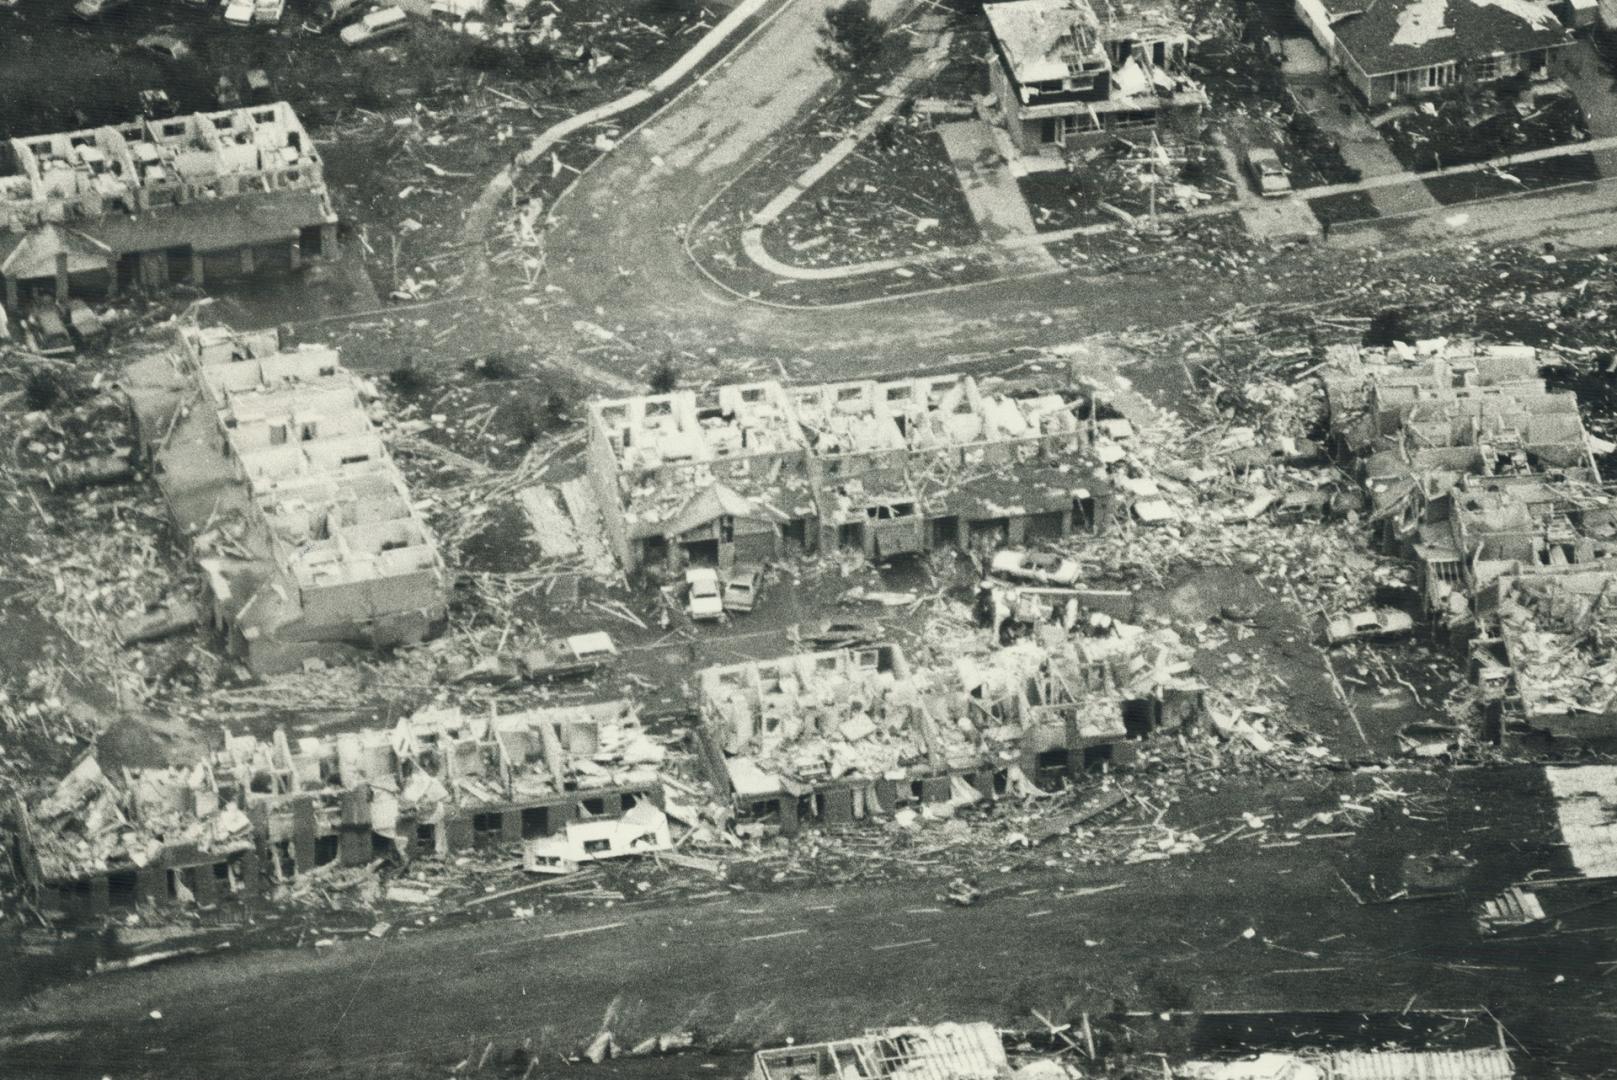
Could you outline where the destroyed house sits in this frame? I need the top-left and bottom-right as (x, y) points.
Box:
(752, 1022), (1008, 1080)
(0, 102), (337, 311)
(1323, 342), (1597, 541)
(1472, 569), (1617, 741)
(1415, 475), (1617, 619)
(586, 381), (816, 573)
(794, 373), (1097, 558)
(4, 701), (664, 919)
(694, 636), (1197, 831)
(1294, 0), (1571, 107)
(128, 325), (448, 674)
(586, 375), (1104, 573)
(984, 0), (1208, 155)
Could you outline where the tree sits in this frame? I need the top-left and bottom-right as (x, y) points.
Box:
(649, 354), (680, 394)
(818, 0), (889, 71)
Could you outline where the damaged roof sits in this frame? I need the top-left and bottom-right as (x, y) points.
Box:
(1333, 0), (1570, 76)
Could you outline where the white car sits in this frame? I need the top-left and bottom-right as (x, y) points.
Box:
(255, 0), (285, 22)
(989, 549), (1082, 587)
(686, 568), (724, 621)
(1325, 608), (1414, 645)
(224, 0), (255, 24)
(341, 6), (409, 46)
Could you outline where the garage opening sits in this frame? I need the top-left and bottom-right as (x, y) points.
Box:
(1034, 748), (1071, 790)
(1122, 699), (1157, 738)
(1083, 743), (1115, 770)
(472, 811), (504, 849)
(683, 538), (719, 566)
(931, 515), (959, 548)
(521, 806), (550, 839)
(415, 823), (438, 855)
(299, 225), (325, 257)
(315, 834), (339, 866)
(107, 869), (138, 909)
(1025, 510), (1066, 541)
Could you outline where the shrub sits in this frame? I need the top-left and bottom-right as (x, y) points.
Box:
(818, 0), (889, 71)
(388, 360), (433, 395)
(648, 355), (680, 394)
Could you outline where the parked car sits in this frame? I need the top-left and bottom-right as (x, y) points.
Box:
(72, 0), (131, 19)
(341, 6), (409, 46)
(722, 563), (763, 613)
(61, 300), (107, 348)
(27, 307), (74, 357)
(685, 567), (723, 621)
(989, 548), (1081, 587)
(135, 31), (192, 61)
(521, 631), (618, 681)
(254, 0), (285, 22)
(223, 0), (255, 25)
(1243, 146), (1292, 198)
(1325, 607), (1414, 645)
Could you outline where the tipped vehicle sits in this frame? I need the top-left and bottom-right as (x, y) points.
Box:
(1325, 607), (1414, 644)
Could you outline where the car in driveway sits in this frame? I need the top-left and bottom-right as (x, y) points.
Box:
(989, 548), (1082, 587)
(1325, 607), (1414, 644)
(341, 6), (409, 46)
(135, 31), (192, 62)
(685, 568), (723, 621)
(721, 563), (763, 613)
(1243, 146), (1292, 198)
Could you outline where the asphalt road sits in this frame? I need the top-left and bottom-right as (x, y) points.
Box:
(5, 767), (1615, 1079)
(535, 0), (1315, 374)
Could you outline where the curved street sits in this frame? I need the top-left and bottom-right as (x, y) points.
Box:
(534, 0), (1290, 375)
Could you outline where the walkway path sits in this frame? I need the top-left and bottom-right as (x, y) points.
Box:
(936, 119), (1059, 270)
